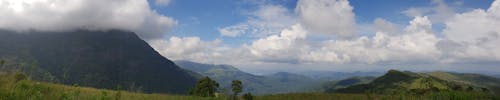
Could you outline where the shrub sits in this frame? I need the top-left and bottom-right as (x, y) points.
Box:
(242, 93), (253, 100)
(14, 72), (27, 82)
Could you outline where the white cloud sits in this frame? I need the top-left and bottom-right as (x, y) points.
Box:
(402, 0), (456, 24)
(302, 16), (440, 64)
(295, 0), (356, 38)
(150, 36), (258, 65)
(404, 16), (433, 34)
(219, 5), (296, 37)
(0, 0), (177, 40)
(218, 24), (248, 37)
(439, 0), (500, 62)
(249, 24), (308, 60)
(149, 36), (222, 60)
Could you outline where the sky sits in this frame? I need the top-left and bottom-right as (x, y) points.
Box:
(0, 0), (499, 74)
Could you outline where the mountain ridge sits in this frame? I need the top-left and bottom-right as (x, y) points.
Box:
(333, 70), (499, 95)
(0, 29), (198, 94)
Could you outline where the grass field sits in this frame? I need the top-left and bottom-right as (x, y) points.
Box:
(255, 92), (499, 100)
(1, 73), (499, 100)
(0, 73), (223, 100)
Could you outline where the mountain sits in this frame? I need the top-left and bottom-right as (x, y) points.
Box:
(0, 29), (198, 94)
(266, 72), (315, 83)
(425, 71), (500, 94)
(175, 60), (321, 95)
(322, 76), (376, 92)
(495, 74), (500, 78)
(333, 70), (496, 95)
(300, 71), (382, 81)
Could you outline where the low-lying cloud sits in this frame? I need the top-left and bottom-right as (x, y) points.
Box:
(0, 0), (176, 40)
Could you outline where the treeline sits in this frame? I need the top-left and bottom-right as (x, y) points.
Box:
(189, 76), (253, 100)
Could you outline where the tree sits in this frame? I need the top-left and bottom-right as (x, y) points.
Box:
(231, 80), (242, 100)
(466, 86), (474, 91)
(190, 77), (219, 97)
(242, 93), (253, 100)
(0, 59), (5, 69)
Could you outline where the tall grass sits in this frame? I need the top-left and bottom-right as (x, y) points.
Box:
(0, 73), (222, 100)
(255, 92), (499, 100)
(1, 73), (498, 100)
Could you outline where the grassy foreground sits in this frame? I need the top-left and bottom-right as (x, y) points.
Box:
(256, 92), (499, 100)
(0, 73), (222, 100)
(1, 73), (499, 100)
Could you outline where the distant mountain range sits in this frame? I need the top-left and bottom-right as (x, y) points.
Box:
(175, 60), (322, 95)
(333, 70), (500, 95)
(299, 71), (382, 81)
(0, 30), (198, 94)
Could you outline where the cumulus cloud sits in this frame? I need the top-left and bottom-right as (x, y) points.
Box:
(149, 36), (222, 60)
(0, 0), (176, 40)
(302, 16), (440, 64)
(150, 36), (256, 65)
(249, 24), (308, 61)
(219, 5), (296, 37)
(439, 0), (500, 62)
(295, 0), (356, 38)
(402, 0), (456, 24)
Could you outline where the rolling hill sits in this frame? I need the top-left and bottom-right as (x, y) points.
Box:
(425, 71), (500, 94)
(0, 29), (198, 94)
(300, 71), (382, 81)
(322, 76), (376, 92)
(333, 70), (498, 95)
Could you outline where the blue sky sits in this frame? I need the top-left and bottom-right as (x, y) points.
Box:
(1, 0), (498, 74)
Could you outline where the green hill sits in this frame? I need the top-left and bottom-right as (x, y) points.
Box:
(334, 70), (494, 95)
(322, 76), (375, 92)
(0, 30), (198, 94)
(425, 71), (500, 94)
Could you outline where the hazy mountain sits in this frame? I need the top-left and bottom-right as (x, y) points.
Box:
(495, 75), (500, 78)
(333, 70), (497, 94)
(322, 76), (376, 92)
(266, 72), (315, 83)
(300, 71), (382, 81)
(175, 60), (322, 95)
(0, 29), (198, 94)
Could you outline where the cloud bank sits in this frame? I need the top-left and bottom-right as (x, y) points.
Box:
(0, 0), (176, 40)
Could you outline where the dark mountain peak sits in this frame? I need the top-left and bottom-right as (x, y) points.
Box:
(0, 30), (197, 94)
